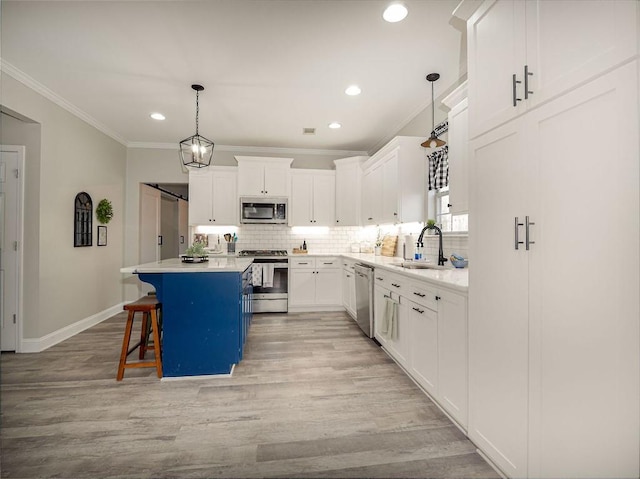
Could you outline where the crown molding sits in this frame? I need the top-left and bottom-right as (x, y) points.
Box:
(127, 141), (368, 157)
(1, 59), (128, 146)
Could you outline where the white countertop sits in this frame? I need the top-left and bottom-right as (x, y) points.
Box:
(121, 252), (467, 292)
(120, 257), (253, 274)
(297, 252), (469, 292)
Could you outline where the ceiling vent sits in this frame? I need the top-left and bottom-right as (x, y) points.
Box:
(302, 127), (316, 135)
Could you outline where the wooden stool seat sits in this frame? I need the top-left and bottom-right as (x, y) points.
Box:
(117, 296), (162, 380)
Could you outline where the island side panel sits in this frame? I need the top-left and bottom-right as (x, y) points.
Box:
(139, 271), (242, 377)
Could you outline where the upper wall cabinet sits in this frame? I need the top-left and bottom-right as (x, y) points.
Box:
(467, 0), (638, 138)
(441, 81), (469, 216)
(235, 156), (293, 198)
(334, 156), (367, 226)
(189, 167), (238, 226)
(361, 136), (425, 226)
(290, 169), (336, 226)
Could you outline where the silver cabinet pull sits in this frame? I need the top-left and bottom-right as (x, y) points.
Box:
(524, 65), (534, 100)
(512, 74), (522, 107)
(526, 216), (535, 250)
(515, 217), (524, 250)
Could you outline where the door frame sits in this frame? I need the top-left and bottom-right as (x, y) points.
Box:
(1, 145), (25, 352)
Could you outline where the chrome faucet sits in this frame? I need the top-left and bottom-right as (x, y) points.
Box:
(417, 224), (448, 266)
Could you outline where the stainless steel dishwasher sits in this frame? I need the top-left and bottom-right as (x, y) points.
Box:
(354, 263), (374, 338)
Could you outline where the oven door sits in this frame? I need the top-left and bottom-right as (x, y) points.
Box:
(251, 259), (288, 313)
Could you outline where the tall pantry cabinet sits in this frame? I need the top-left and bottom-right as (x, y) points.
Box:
(461, 1), (639, 478)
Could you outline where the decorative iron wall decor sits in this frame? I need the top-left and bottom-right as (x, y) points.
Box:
(74, 192), (93, 247)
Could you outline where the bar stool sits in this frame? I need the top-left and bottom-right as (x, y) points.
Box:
(117, 296), (162, 380)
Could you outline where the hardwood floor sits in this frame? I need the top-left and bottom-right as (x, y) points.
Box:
(1, 311), (498, 478)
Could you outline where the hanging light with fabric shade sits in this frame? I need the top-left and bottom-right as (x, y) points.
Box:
(421, 73), (446, 149)
(179, 84), (214, 168)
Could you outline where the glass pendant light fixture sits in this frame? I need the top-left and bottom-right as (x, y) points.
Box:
(421, 73), (446, 149)
(179, 84), (214, 168)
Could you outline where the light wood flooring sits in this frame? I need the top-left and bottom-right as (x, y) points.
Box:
(1, 311), (498, 478)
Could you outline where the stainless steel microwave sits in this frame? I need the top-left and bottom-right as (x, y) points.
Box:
(240, 197), (288, 224)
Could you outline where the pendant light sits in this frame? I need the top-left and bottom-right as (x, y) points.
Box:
(179, 84), (214, 168)
(421, 73), (446, 149)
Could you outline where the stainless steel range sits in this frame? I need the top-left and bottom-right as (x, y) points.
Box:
(239, 250), (289, 313)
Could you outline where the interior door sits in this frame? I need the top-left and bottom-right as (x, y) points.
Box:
(0, 147), (22, 351)
(139, 184), (161, 295)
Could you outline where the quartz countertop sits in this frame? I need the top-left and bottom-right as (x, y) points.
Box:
(120, 257), (253, 274)
(299, 252), (469, 292)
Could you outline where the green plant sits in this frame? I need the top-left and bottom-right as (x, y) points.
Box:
(96, 199), (113, 224)
(185, 241), (206, 257)
(426, 219), (437, 229)
(375, 228), (383, 247)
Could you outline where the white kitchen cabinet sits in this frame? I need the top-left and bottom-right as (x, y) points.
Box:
(188, 167), (238, 225)
(469, 62), (639, 479)
(441, 82), (469, 215)
(405, 279), (468, 429)
(373, 270), (409, 368)
(361, 136), (425, 225)
(406, 296), (438, 396)
(235, 156), (293, 197)
(341, 260), (356, 319)
(334, 156), (367, 226)
(467, 0), (638, 139)
(435, 289), (468, 430)
(289, 257), (341, 310)
(290, 170), (335, 226)
(361, 165), (383, 226)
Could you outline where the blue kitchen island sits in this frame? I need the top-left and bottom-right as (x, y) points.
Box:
(121, 257), (253, 378)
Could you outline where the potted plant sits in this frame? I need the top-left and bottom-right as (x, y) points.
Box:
(375, 229), (383, 255)
(182, 241), (208, 263)
(426, 219), (436, 234)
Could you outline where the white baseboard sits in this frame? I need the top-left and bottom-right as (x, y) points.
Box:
(19, 302), (125, 353)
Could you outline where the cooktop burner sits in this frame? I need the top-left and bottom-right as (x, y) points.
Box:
(239, 249), (288, 257)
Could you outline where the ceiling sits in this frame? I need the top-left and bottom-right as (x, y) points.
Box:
(1, 0), (465, 154)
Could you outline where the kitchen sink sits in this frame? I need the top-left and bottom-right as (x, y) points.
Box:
(390, 261), (445, 270)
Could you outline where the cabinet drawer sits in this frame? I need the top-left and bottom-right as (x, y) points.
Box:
(374, 270), (406, 294)
(290, 257), (314, 269)
(316, 257), (340, 269)
(406, 280), (438, 311)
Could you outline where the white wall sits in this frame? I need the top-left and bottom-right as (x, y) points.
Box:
(0, 73), (127, 340)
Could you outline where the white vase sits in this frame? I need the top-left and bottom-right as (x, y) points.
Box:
(375, 246), (382, 256)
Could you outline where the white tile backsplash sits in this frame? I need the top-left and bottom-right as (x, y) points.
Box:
(198, 224), (468, 259)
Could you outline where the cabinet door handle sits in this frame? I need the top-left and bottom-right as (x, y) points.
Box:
(435, 296), (441, 301)
(526, 216), (535, 250)
(524, 65), (534, 100)
(376, 277), (384, 281)
(323, 262), (334, 265)
(391, 283), (400, 288)
(515, 217), (524, 250)
(512, 74), (522, 107)
(413, 292), (426, 298)
(346, 274), (351, 278)
(412, 307), (424, 314)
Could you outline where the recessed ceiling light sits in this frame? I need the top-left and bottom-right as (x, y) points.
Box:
(345, 85), (362, 96)
(150, 112), (165, 121)
(328, 122), (342, 129)
(383, 2), (408, 22)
